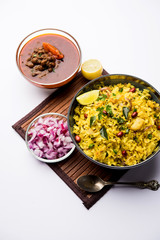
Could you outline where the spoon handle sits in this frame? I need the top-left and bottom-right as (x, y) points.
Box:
(104, 180), (159, 191)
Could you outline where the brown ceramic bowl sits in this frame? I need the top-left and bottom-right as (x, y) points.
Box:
(16, 28), (81, 88)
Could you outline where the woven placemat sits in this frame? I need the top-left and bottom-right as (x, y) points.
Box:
(12, 70), (126, 209)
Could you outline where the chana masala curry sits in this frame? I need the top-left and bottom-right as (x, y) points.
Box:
(19, 34), (80, 84)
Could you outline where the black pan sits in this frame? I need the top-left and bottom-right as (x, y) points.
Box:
(67, 74), (160, 170)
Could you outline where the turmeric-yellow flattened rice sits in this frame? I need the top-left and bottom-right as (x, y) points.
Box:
(73, 83), (160, 167)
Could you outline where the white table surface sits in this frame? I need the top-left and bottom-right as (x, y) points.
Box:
(1, 0), (160, 239)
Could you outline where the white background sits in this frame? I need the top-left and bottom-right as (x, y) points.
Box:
(0, 0), (160, 239)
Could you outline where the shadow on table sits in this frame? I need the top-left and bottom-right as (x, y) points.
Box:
(121, 154), (160, 181)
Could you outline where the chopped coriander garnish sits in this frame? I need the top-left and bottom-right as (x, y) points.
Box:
(112, 93), (116, 96)
(112, 117), (118, 120)
(119, 88), (123, 92)
(33, 54), (37, 57)
(125, 129), (129, 134)
(117, 117), (125, 124)
(96, 107), (104, 112)
(96, 107), (104, 120)
(98, 113), (102, 120)
(106, 105), (113, 117)
(113, 149), (117, 154)
(133, 108), (137, 112)
(119, 126), (125, 130)
(154, 114), (158, 118)
(148, 134), (152, 140)
(112, 116), (125, 124)
(133, 136), (138, 141)
(97, 94), (107, 101)
(89, 143), (94, 149)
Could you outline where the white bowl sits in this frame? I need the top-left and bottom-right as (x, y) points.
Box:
(25, 113), (75, 163)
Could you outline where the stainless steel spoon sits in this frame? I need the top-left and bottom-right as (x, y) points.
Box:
(77, 175), (160, 192)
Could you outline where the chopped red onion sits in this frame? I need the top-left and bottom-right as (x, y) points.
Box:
(28, 116), (74, 160)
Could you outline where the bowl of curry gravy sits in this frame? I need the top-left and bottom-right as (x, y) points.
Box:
(16, 28), (81, 88)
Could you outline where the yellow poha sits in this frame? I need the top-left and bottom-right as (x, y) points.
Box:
(73, 83), (160, 167)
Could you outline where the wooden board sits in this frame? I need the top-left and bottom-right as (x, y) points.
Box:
(12, 70), (126, 209)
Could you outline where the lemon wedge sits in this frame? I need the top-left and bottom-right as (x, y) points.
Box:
(81, 59), (103, 80)
(76, 90), (99, 105)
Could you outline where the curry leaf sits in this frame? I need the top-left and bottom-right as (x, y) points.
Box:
(123, 107), (130, 119)
(90, 116), (96, 127)
(100, 126), (108, 140)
